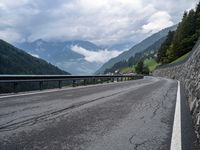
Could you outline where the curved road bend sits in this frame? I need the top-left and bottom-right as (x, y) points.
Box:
(0, 77), (197, 149)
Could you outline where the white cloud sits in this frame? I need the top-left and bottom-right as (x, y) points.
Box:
(142, 11), (174, 33)
(0, 0), (197, 45)
(0, 29), (22, 43)
(71, 45), (122, 63)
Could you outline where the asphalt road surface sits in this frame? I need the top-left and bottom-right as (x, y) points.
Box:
(0, 77), (197, 150)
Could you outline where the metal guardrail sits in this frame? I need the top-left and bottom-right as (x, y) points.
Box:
(0, 75), (143, 93)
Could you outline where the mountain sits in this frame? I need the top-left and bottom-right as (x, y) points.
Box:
(96, 25), (177, 74)
(0, 39), (70, 75)
(104, 36), (167, 74)
(16, 40), (103, 75)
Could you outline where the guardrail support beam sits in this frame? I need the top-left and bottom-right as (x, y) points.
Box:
(58, 81), (62, 89)
(14, 82), (18, 93)
(39, 81), (43, 90)
(83, 79), (86, 85)
(72, 80), (76, 87)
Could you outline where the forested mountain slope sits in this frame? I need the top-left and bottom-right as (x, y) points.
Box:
(0, 39), (70, 75)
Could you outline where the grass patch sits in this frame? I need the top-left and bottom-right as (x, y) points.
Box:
(121, 66), (135, 73)
(120, 58), (159, 73)
(144, 58), (159, 72)
(170, 51), (191, 64)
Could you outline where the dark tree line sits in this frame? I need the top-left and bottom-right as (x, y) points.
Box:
(0, 39), (69, 75)
(157, 31), (175, 64)
(135, 60), (149, 75)
(157, 2), (200, 64)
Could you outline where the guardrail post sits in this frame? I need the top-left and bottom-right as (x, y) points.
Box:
(100, 78), (103, 84)
(58, 80), (62, 89)
(73, 80), (76, 87)
(93, 78), (96, 84)
(39, 81), (43, 90)
(14, 82), (18, 93)
(106, 78), (109, 83)
(87, 78), (90, 85)
(84, 79), (87, 85)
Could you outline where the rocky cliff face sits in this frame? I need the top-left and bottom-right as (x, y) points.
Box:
(154, 39), (200, 140)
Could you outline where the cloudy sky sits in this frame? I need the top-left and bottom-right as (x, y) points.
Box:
(0, 0), (197, 46)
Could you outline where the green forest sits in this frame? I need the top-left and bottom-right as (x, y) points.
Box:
(157, 2), (200, 64)
(0, 39), (70, 75)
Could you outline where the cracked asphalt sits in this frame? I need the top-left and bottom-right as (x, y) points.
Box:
(0, 77), (182, 149)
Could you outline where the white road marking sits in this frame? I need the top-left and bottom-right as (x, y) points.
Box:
(170, 81), (182, 150)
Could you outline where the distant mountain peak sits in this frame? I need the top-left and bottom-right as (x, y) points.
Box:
(15, 40), (104, 74)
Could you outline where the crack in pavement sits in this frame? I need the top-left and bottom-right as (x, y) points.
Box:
(151, 102), (160, 119)
(0, 89), (129, 132)
(0, 81), (156, 132)
(129, 134), (156, 150)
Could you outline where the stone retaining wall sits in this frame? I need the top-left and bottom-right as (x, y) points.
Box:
(153, 39), (200, 140)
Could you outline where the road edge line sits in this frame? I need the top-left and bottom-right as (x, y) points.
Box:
(170, 80), (182, 150)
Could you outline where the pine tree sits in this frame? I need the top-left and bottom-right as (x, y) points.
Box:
(157, 31), (174, 64)
(195, 2), (200, 35)
(135, 60), (149, 75)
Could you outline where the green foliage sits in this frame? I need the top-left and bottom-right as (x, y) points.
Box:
(144, 58), (158, 72)
(169, 51), (191, 64)
(157, 31), (175, 64)
(157, 2), (200, 64)
(135, 60), (149, 75)
(135, 60), (143, 74)
(121, 66), (135, 74)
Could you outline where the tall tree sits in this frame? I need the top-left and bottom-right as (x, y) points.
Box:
(157, 31), (175, 64)
(135, 60), (149, 75)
